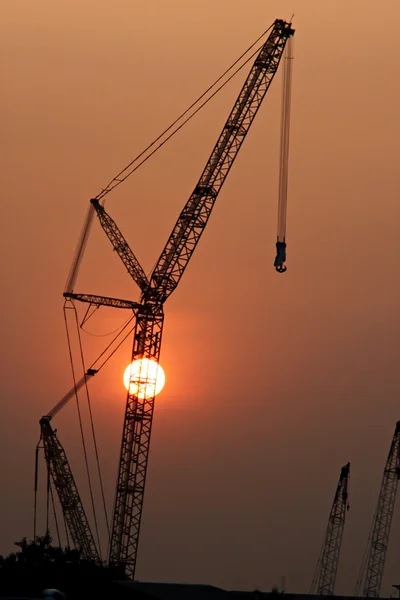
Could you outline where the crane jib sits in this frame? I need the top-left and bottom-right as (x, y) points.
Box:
(150, 19), (294, 303)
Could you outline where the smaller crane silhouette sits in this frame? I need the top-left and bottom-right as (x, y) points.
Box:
(311, 462), (350, 595)
(356, 421), (400, 598)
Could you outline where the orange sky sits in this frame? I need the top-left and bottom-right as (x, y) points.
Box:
(1, 0), (400, 594)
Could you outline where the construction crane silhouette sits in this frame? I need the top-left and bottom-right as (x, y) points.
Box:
(37, 414), (100, 564)
(356, 421), (400, 598)
(35, 18), (294, 579)
(310, 463), (350, 596)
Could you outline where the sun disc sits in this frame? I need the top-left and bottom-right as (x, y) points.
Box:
(123, 358), (165, 399)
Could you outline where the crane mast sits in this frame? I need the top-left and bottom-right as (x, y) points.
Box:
(311, 463), (350, 596)
(108, 305), (164, 574)
(39, 416), (100, 563)
(361, 421), (400, 598)
(103, 19), (294, 578)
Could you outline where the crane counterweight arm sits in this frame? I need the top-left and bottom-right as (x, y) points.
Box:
(311, 462), (351, 596)
(40, 418), (100, 563)
(150, 19), (294, 303)
(361, 421), (400, 598)
(91, 199), (149, 294)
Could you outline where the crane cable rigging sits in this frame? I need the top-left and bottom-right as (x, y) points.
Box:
(63, 302), (105, 559)
(65, 20), (291, 295)
(274, 36), (293, 273)
(94, 23), (275, 203)
(34, 304), (137, 550)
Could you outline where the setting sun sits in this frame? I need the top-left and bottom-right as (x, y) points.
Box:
(123, 358), (165, 399)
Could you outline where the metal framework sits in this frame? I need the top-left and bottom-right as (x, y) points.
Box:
(361, 421), (400, 597)
(311, 463), (350, 596)
(149, 22), (292, 301)
(38, 18), (294, 577)
(91, 202), (149, 294)
(39, 416), (101, 563)
(88, 19), (295, 578)
(64, 292), (141, 311)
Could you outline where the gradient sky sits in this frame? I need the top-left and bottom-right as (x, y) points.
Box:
(1, 0), (400, 595)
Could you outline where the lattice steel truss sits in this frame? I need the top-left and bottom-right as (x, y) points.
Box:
(40, 417), (101, 564)
(363, 422), (400, 597)
(312, 463), (350, 596)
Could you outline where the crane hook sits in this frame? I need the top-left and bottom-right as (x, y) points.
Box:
(274, 241), (287, 274)
(275, 264), (287, 273)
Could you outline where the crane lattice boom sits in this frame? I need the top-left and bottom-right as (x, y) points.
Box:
(64, 292), (141, 311)
(149, 19), (294, 303)
(311, 462), (350, 596)
(40, 417), (100, 563)
(91, 199), (150, 294)
(362, 421), (400, 598)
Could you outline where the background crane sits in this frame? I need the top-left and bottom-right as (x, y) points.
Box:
(34, 309), (140, 562)
(310, 463), (350, 596)
(36, 17), (294, 579)
(38, 415), (100, 564)
(356, 421), (400, 598)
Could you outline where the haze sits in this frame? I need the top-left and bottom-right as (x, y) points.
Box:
(1, 0), (400, 595)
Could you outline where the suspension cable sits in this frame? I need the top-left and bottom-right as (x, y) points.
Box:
(73, 305), (111, 544)
(89, 315), (135, 372)
(46, 467), (50, 535)
(95, 24), (274, 202)
(274, 36), (293, 274)
(33, 441), (40, 539)
(63, 511), (70, 549)
(63, 303), (102, 559)
(49, 482), (61, 547)
(81, 313), (133, 338)
(64, 25), (274, 297)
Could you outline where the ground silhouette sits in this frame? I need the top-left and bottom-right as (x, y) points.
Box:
(0, 534), (141, 599)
